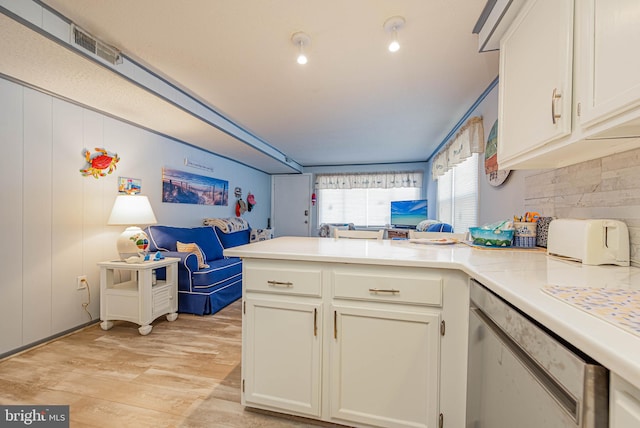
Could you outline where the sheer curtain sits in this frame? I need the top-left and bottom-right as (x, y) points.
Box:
(315, 171), (423, 189)
(431, 116), (484, 180)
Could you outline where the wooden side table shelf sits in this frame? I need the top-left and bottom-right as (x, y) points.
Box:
(98, 257), (179, 335)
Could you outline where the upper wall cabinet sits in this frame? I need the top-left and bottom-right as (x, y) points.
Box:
(579, 0), (640, 132)
(497, 0), (574, 167)
(497, 0), (640, 169)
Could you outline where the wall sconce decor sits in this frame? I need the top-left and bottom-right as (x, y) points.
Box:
(80, 147), (120, 178)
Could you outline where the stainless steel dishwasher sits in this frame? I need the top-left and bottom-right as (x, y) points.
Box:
(466, 279), (609, 428)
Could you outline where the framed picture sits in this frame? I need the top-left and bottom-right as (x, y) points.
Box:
(162, 167), (228, 206)
(118, 177), (141, 194)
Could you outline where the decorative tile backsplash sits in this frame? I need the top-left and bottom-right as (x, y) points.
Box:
(524, 147), (640, 266)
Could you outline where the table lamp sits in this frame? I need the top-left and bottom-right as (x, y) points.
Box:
(108, 195), (157, 260)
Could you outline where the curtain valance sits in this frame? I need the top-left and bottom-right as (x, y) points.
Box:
(315, 171), (423, 190)
(431, 116), (484, 180)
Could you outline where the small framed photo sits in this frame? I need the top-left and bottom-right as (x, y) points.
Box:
(118, 177), (141, 194)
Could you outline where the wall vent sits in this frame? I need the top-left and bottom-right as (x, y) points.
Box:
(71, 24), (122, 65)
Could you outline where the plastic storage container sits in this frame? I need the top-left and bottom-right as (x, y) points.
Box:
(469, 227), (514, 247)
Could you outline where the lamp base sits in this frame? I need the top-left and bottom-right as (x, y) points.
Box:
(116, 226), (150, 260)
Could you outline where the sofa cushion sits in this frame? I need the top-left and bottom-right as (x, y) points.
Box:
(214, 227), (251, 249)
(147, 225), (224, 262)
(176, 241), (209, 269)
(426, 223), (454, 233)
(191, 257), (243, 289)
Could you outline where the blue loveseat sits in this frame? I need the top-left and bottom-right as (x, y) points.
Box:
(145, 225), (250, 315)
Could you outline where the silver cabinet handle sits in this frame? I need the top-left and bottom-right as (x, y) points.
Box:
(368, 288), (400, 294)
(267, 280), (293, 287)
(551, 88), (562, 124)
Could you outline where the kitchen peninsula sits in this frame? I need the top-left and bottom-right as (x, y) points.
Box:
(225, 237), (640, 428)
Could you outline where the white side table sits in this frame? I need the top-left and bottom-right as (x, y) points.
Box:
(98, 257), (179, 335)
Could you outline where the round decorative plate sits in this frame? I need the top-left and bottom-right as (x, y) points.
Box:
(484, 119), (511, 187)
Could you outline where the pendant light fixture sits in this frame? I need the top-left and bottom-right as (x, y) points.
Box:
(384, 16), (406, 52)
(291, 32), (311, 65)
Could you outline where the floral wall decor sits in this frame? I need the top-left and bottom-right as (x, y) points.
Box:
(80, 147), (120, 178)
(162, 167), (228, 206)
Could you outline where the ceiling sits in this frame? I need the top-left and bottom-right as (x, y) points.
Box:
(11, 0), (498, 173)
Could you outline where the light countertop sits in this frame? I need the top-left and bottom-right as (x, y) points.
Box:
(225, 236), (640, 388)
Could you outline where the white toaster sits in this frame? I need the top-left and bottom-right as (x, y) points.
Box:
(546, 219), (630, 266)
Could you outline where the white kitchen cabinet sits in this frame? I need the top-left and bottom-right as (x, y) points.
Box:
(330, 305), (440, 428)
(611, 373), (640, 428)
(497, 0), (640, 169)
(329, 265), (443, 427)
(241, 259), (323, 417)
(497, 0), (574, 166)
(579, 0), (640, 132)
(241, 258), (469, 428)
(243, 297), (322, 417)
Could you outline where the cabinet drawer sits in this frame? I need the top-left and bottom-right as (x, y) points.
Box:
(244, 260), (322, 297)
(333, 266), (442, 306)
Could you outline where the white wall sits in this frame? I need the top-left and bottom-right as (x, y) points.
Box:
(0, 77), (271, 356)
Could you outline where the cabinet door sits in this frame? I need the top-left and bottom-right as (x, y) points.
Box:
(580, 0), (640, 128)
(611, 373), (640, 428)
(330, 305), (440, 428)
(243, 298), (322, 417)
(498, 0), (574, 165)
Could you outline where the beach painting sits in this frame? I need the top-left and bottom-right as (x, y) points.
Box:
(162, 167), (228, 206)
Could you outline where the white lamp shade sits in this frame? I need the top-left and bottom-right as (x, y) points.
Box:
(108, 195), (157, 225)
(108, 195), (157, 260)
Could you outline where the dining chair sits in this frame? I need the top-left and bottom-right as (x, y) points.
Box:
(408, 230), (468, 241)
(334, 229), (384, 239)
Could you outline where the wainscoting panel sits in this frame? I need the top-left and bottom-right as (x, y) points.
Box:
(0, 79), (24, 354)
(23, 86), (53, 344)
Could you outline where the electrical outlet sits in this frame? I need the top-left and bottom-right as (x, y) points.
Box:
(77, 275), (87, 290)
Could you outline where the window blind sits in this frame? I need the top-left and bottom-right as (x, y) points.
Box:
(318, 187), (421, 227)
(437, 153), (478, 233)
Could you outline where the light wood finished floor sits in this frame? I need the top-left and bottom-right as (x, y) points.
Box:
(0, 300), (332, 427)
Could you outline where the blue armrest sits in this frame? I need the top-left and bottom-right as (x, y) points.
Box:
(155, 251), (198, 290)
(162, 251), (198, 271)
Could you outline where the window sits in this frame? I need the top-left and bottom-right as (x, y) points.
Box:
(437, 153), (478, 233)
(315, 171), (423, 227)
(318, 187), (421, 227)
